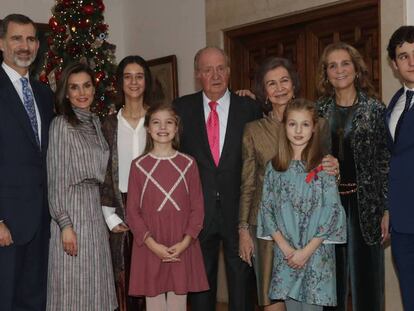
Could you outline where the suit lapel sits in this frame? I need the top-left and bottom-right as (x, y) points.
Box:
(194, 93), (217, 166)
(385, 87), (404, 148)
(31, 80), (47, 150)
(218, 93), (238, 168)
(0, 68), (39, 149)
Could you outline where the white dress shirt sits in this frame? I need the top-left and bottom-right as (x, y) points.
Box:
(2, 62), (42, 143)
(203, 89), (231, 154)
(389, 85), (414, 140)
(102, 108), (146, 230)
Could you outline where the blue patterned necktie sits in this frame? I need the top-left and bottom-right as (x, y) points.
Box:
(20, 77), (40, 146)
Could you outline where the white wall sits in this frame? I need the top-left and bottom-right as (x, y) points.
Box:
(119, 0), (206, 96)
(407, 0), (414, 24)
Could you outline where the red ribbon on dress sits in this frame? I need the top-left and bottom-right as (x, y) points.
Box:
(305, 164), (323, 183)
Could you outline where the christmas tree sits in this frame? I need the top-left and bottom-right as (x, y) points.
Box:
(41, 0), (117, 115)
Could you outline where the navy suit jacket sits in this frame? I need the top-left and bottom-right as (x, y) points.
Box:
(173, 91), (262, 240)
(386, 87), (414, 234)
(0, 66), (54, 244)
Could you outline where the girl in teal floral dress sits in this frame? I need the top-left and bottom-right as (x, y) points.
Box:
(257, 99), (346, 311)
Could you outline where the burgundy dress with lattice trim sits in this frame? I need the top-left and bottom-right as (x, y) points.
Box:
(126, 151), (209, 297)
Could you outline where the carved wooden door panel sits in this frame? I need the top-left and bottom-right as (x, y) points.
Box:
(227, 25), (306, 96)
(306, 4), (379, 99)
(225, 0), (379, 101)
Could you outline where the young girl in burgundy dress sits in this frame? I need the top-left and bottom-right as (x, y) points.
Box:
(126, 102), (209, 311)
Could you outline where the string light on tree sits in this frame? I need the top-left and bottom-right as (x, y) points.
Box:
(41, 0), (117, 116)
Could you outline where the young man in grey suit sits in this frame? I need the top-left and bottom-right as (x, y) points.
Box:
(0, 14), (54, 311)
(174, 47), (262, 311)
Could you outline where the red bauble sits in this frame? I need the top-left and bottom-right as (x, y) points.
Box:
(49, 17), (59, 31)
(82, 4), (95, 15)
(54, 70), (62, 82)
(97, 23), (108, 32)
(39, 74), (49, 84)
(62, 0), (72, 7)
(78, 18), (90, 29)
(97, 2), (105, 12)
(58, 25), (66, 33)
(67, 44), (80, 56)
(47, 36), (54, 46)
(95, 71), (105, 82)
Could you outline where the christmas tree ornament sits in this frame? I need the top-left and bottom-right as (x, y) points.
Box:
(42, 0), (117, 116)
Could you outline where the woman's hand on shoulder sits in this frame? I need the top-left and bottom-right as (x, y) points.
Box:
(61, 226), (78, 256)
(321, 154), (339, 176)
(235, 89), (256, 100)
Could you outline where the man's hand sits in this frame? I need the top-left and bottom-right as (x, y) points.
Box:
(111, 223), (130, 233)
(381, 211), (390, 244)
(0, 222), (13, 247)
(62, 226), (78, 256)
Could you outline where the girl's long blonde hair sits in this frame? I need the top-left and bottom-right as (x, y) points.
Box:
(272, 98), (323, 172)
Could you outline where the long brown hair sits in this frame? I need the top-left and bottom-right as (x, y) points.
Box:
(316, 42), (377, 98)
(272, 98), (323, 172)
(115, 55), (153, 111)
(55, 62), (96, 126)
(143, 102), (181, 154)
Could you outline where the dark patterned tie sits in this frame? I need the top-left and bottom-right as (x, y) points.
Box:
(20, 77), (40, 146)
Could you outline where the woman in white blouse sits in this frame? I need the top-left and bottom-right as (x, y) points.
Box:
(101, 55), (153, 311)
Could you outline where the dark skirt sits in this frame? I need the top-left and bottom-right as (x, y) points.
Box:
(110, 193), (145, 311)
(325, 193), (384, 311)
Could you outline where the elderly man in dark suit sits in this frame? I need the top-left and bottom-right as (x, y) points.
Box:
(173, 47), (262, 311)
(0, 14), (54, 311)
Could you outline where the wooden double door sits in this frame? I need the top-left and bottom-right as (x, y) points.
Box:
(224, 0), (380, 100)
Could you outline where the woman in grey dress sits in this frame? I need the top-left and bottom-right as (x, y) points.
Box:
(46, 62), (118, 310)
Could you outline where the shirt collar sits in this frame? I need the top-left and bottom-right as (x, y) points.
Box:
(403, 84), (414, 93)
(1, 62), (30, 84)
(202, 89), (230, 107)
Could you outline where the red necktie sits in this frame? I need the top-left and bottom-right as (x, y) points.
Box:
(207, 101), (220, 166)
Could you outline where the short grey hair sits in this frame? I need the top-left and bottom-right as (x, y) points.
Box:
(193, 46), (230, 72)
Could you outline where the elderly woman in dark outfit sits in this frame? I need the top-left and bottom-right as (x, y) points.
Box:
(100, 55), (153, 311)
(316, 42), (390, 311)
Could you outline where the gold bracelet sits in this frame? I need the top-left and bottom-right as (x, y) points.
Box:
(238, 222), (249, 230)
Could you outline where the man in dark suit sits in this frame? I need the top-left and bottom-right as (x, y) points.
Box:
(385, 25), (414, 311)
(0, 14), (54, 310)
(173, 47), (262, 311)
